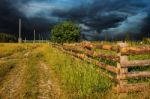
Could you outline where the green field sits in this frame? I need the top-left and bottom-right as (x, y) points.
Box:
(0, 43), (150, 99)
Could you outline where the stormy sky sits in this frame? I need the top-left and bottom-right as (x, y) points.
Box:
(0, 0), (150, 40)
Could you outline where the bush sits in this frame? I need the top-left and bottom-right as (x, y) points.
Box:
(51, 21), (81, 43)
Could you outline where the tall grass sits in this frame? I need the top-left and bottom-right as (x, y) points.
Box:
(42, 43), (150, 98)
(0, 44), (25, 58)
(0, 43), (149, 98)
(0, 43), (40, 58)
(40, 44), (113, 98)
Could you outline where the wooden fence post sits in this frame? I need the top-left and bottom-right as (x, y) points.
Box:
(117, 42), (128, 92)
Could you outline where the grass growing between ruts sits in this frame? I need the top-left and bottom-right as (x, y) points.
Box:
(40, 44), (113, 98)
(23, 45), (42, 99)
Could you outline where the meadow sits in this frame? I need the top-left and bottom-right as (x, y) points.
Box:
(0, 42), (150, 99)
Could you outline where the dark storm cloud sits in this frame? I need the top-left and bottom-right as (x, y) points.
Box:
(0, 0), (52, 39)
(0, 0), (150, 40)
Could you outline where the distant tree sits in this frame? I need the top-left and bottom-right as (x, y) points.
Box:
(51, 21), (81, 43)
(143, 38), (150, 44)
(0, 33), (17, 42)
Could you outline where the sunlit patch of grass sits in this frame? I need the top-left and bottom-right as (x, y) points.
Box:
(0, 43), (149, 98)
(0, 43), (40, 58)
(40, 44), (113, 98)
(0, 44), (25, 58)
(23, 46), (41, 99)
(0, 43), (43, 98)
(24, 61), (39, 98)
(129, 54), (150, 60)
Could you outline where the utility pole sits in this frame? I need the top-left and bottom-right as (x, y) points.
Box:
(34, 29), (36, 43)
(25, 37), (26, 43)
(39, 33), (41, 43)
(18, 18), (22, 43)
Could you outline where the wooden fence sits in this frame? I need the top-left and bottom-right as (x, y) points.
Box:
(53, 42), (150, 93)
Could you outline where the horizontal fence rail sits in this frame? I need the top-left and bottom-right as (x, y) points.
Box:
(52, 42), (150, 93)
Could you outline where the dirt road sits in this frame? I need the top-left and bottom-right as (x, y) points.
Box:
(0, 45), (60, 99)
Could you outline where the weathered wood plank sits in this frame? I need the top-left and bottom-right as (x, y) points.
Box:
(81, 42), (120, 52)
(95, 44), (120, 52)
(119, 71), (150, 79)
(84, 50), (120, 62)
(63, 46), (84, 54)
(94, 53), (120, 62)
(96, 62), (119, 74)
(54, 44), (150, 93)
(121, 59), (150, 67)
(120, 46), (150, 55)
(63, 45), (120, 62)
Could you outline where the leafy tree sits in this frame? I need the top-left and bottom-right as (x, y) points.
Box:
(51, 21), (81, 43)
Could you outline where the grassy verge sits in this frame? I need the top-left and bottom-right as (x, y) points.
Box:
(40, 44), (113, 99)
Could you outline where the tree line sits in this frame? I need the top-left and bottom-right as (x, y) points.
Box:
(0, 33), (17, 42)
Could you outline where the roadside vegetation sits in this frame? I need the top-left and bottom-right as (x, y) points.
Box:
(0, 41), (150, 99)
(40, 44), (113, 98)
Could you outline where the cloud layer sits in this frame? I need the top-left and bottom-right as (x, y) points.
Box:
(0, 0), (150, 40)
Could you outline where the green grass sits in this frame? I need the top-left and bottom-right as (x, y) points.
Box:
(42, 44), (150, 98)
(40, 44), (113, 98)
(0, 43), (150, 99)
(23, 46), (41, 99)
(0, 44), (26, 58)
(48, 43), (150, 98)
(0, 43), (40, 58)
(129, 54), (150, 60)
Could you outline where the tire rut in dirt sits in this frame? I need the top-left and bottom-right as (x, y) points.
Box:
(37, 61), (53, 99)
(0, 51), (30, 99)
